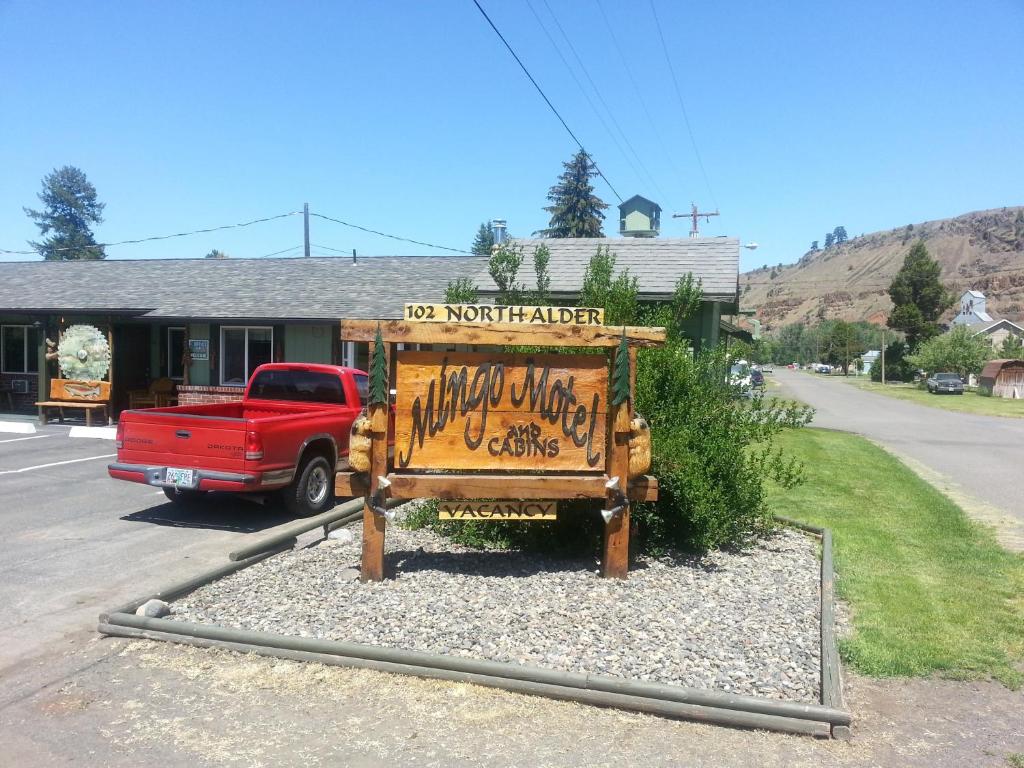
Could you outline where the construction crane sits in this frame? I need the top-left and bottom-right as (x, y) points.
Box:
(672, 203), (719, 238)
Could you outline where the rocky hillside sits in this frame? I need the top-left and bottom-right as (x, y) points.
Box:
(741, 207), (1024, 332)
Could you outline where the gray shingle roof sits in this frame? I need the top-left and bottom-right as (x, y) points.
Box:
(0, 256), (479, 321)
(473, 237), (739, 301)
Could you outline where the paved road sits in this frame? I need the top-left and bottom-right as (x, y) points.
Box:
(0, 422), (299, 675)
(774, 369), (1024, 523)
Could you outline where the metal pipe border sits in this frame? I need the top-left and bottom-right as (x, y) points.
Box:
(775, 515), (851, 740)
(95, 508), (851, 739)
(99, 616), (832, 738)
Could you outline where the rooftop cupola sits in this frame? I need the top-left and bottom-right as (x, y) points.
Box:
(618, 195), (661, 238)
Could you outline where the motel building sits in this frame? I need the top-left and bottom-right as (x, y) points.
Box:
(0, 232), (743, 419)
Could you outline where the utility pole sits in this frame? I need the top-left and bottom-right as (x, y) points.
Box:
(881, 329), (886, 385)
(303, 202), (310, 258)
(672, 202), (720, 238)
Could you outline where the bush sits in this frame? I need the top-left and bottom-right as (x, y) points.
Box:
(907, 325), (993, 379)
(415, 250), (815, 555)
(633, 338), (812, 552)
(870, 340), (917, 382)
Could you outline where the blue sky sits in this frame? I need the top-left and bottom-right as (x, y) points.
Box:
(1, 1), (1021, 272)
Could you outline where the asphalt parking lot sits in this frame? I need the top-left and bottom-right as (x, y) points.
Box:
(2, 419), (1022, 767)
(0, 419), (299, 674)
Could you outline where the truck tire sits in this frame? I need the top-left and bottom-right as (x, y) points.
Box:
(163, 487), (205, 504)
(285, 454), (334, 517)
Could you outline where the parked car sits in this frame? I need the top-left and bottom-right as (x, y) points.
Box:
(926, 372), (964, 395)
(815, 364), (832, 374)
(761, 364), (774, 374)
(109, 363), (385, 516)
(750, 369), (765, 389)
(729, 359), (752, 389)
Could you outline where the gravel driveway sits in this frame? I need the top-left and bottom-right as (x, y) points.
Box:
(170, 522), (822, 703)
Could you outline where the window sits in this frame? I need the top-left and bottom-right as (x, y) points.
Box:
(248, 369), (345, 404)
(220, 326), (273, 385)
(167, 327), (186, 380)
(341, 341), (356, 368)
(354, 373), (368, 405)
(1, 325), (39, 374)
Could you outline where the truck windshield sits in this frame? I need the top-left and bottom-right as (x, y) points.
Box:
(935, 373), (960, 381)
(248, 370), (346, 404)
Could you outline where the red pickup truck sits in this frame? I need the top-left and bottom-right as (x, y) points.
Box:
(109, 363), (370, 516)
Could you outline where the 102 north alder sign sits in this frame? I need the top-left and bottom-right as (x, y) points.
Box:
(337, 305), (665, 581)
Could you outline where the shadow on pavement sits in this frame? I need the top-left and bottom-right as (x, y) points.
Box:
(120, 494), (297, 533)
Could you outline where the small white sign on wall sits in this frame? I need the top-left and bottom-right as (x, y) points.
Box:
(189, 339), (209, 361)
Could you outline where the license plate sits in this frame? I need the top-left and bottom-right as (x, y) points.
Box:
(165, 467), (195, 487)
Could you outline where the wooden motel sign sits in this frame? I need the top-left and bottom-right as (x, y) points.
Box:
(338, 303), (666, 581)
(395, 351), (606, 472)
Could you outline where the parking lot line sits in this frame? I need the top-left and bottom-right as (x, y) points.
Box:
(0, 435), (52, 444)
(0, 453), (116, 475)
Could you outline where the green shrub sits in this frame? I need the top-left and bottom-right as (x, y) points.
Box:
(633, 338), (812, 552)
(419, 249), (815, 555)
(870, 340), (917, 382)
(907, 325), (993, 379)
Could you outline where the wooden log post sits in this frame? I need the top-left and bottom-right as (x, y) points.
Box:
(602, 343), (632, 579)
(361, 337), (390, 582)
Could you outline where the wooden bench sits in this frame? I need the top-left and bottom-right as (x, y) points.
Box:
(35, 379), (111, 427)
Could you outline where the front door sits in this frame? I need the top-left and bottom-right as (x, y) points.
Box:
(112, 325), (152, 414)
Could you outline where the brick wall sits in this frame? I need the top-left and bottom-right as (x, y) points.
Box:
(177, 385), (245, 406)
(0, 372), (39, 413)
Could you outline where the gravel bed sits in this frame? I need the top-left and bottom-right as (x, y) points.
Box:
(169, 514), (821, 702)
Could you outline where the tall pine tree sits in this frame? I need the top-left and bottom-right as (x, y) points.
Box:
(887, 241), (953, 349)
(540, 150), (608, 238)
(25, 166), (106, 260)
(470, 222), (494, 255)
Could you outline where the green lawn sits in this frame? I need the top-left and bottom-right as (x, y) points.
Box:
(844, 377), (1024, 418)
(769, 427), (1024, 686)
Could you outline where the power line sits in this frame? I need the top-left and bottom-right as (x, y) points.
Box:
(257, 245), (304, 258)
(0, 211), (302, 256)
(535, 0), (666, 200)
(594, 0), (688, 192)
(470, 0), (622, 202)
(648, 0), (717, 208)
(310, 243), (354, 254)
(309, 212), (470, 254)
(523, 0), (657, 197)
